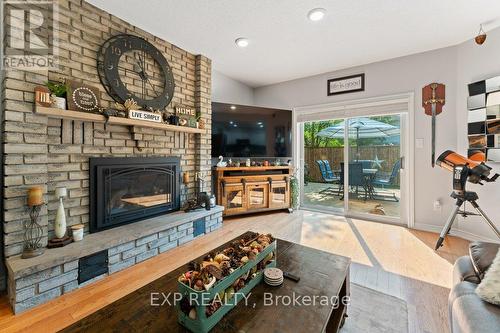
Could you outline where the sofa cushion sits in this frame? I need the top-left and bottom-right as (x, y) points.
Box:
(449, 281), (500, 333)
(469, 241), (500, 280)
(454, 256), (481, 285)
(476, 248), (500, 305)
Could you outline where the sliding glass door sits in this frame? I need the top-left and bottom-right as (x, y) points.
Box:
(346, 115), (402, 219)
(298, 102), (408, 225)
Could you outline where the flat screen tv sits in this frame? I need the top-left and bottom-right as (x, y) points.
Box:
(211, 102), (292, 158)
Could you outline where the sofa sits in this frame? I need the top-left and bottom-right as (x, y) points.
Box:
(449, 241), (500, 333)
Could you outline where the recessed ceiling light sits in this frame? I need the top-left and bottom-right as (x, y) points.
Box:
(229, 121), (233, 124)
(235, 38), (249, 48)
(230, 105), (237, 110)
(257, 122), (263, 125)
(233, 124), (238, 127)
(307, 8), (326, 21)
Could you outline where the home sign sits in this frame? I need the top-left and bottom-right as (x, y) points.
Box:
(175, 105), (197, 127)
(128, 109), (162, 123)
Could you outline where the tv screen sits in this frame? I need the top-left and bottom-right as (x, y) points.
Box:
(211, 102), (292, 158)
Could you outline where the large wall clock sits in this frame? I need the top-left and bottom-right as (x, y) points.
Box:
(97, 34), (175, 110)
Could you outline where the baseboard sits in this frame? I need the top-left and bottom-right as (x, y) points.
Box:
(413, 223), (499, 243)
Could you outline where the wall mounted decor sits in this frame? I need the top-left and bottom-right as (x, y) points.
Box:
(97, 34), (175, 110)
(467, 76), (500, 161)
(66, 80), (100, 113)
(422, 83), (446, 167)
(327, 73), (365, 96)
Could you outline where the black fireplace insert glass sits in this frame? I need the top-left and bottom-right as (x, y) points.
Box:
(90, 157), (180, 233)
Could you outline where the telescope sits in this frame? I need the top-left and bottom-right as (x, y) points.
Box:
(434, 150), (499, 250)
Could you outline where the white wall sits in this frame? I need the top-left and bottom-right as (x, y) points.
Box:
(252, 31), (500, 242)
(212, 70), (254, 105)
(455, 28), (500, 241)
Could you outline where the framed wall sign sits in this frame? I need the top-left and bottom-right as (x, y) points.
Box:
(175, 105), (197, 127)
(327, 73), (365, 96)
(66, 80), (100, 112)
(128, 109), (162, 123)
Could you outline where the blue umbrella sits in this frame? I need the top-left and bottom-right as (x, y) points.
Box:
(317, 117), (399, 159)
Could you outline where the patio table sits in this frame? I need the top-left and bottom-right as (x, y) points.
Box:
(332, 168), (378, 199)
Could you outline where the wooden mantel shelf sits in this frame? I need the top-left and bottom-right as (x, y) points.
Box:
(34, 106), (205, 134)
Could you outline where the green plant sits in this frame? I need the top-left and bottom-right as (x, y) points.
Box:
(290, 169), (300, 210)
(46, 81), (67, 97)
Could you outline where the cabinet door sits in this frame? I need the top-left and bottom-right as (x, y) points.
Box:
(222, 184), (246, 214)
(247, 183), (269, 210)
(270, 180), (289, 208)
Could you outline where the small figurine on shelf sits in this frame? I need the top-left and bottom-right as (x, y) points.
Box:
(197, 117), (206, 129)
(54, 187), (67, 239)
(48, 187), (72, 248)
(263, 160), (269, 167)
(123, 98), (139, 112)
(217, 156), (227, 167)
(246, 158), (251, 167)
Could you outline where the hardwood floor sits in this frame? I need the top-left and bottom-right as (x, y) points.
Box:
(0, 210), (469, 333)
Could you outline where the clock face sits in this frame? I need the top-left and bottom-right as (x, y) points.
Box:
(97, 34), (175, 110)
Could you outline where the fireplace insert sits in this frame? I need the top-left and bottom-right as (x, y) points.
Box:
(89, 157), (181, 233)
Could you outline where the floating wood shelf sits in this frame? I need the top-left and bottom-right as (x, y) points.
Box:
(34, 106), (205, 134)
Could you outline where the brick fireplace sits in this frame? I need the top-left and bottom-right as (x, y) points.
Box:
(1, 0), (216, 313)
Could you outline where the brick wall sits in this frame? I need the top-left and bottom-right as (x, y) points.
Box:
(1, 0), (212, 257)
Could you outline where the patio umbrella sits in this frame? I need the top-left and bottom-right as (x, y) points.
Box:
(316, 118), (399, 159)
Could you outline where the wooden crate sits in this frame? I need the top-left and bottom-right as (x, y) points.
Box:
(177, 241), (277, 333)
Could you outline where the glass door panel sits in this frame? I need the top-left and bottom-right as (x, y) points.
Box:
(346, 115), (402, 218)
(301, 119), (345, 213)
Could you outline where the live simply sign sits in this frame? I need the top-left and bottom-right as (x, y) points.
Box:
(128, 109), (162, 123)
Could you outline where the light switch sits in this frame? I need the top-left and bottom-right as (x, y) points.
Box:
(416, 138), (424, 148)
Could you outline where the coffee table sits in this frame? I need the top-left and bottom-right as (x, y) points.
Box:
(62, 234), (351, 333)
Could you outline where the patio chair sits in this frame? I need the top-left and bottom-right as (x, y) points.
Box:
(316, 160), (340, 195)
(372, 159), (400, 201)
(339, 162), (368, 201)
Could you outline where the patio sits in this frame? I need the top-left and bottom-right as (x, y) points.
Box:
(303, 182), (401, 217)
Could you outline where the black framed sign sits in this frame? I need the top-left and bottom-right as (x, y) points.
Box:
(327, 73), (365, 96)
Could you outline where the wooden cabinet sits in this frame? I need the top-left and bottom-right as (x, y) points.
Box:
(215, 166), (292, 216)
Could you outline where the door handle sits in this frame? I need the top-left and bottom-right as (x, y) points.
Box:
(400, 156), (405, 170)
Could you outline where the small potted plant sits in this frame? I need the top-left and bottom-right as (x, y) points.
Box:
(46, 81), (67, 110)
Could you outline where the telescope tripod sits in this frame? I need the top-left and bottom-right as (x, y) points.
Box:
(435, 191), (500, 250)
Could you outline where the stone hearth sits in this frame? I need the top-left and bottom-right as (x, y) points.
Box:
(7, 206), (223, 313)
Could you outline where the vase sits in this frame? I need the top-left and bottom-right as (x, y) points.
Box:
(51, 95), (66, 110)
(55, 197), (66, 238)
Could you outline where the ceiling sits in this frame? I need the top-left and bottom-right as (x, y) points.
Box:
(88, 0), (500, 87)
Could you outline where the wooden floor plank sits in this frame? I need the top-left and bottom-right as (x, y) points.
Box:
(0, 210), (469, 333)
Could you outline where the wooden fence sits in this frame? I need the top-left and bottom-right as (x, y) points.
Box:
(304, 146), (400, 184)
